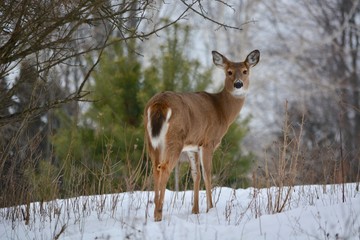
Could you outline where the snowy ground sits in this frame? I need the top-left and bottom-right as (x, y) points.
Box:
(1, 184), (359, 240)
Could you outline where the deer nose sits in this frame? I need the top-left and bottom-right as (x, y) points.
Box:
(234, 80), (243, 89)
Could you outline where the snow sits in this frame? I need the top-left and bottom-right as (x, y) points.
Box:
(1, 184), (359, 239)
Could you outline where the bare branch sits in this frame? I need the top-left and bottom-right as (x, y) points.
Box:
(0, 0), (245, 128)
(179, 0), (245, 31)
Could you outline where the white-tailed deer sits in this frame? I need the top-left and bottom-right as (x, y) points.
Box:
(144, 50), (260, 221)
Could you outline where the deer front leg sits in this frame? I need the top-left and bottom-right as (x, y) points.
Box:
(188, 152), (201, 214)
(200, 147), (214, 211)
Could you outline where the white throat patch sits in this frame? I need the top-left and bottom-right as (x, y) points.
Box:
(232, 88), (248, 98)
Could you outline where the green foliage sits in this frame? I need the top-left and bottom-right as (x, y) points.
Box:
(139, 23), (210, 107)
(90, 42), (142, 127)
(53, 40), (146, 197)
(213, 118), (253, 188)
(84, 41), (146, 192)
(52, 23), (252, 198)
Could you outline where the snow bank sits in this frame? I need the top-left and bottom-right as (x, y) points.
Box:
(1, 184), (359, 239)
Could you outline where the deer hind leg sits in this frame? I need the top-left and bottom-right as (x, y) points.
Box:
(200, 147), (214, 211)
(154, 145), (182, 221)
(149, 149), (162, 221)
(188, 151), (201, 214)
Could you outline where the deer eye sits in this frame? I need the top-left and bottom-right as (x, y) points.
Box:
(242, 69), (248, 74)
(227, 70), (233, 76)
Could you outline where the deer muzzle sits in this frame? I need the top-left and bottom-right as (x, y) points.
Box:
(234, 80), (243, 89)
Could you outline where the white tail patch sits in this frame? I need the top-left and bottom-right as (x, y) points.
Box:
(147, 107), (172, 149)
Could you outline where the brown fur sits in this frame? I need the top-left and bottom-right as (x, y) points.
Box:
(144, 50), (260, 221)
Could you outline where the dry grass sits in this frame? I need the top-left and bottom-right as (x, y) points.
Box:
(251, 100), (358, 215)
(1, 101), (360, 240)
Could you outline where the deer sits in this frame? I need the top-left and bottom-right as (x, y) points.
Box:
(144, 49), (260, 221)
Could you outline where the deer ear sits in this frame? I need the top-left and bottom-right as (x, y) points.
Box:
(212, 51), (227, 68)
(245, 50), (260, 67)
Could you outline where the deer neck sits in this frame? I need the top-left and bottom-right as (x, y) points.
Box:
(217, 89), (245, 125)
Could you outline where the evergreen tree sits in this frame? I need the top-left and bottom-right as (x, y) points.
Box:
(53, 23), (253, 198)
(139, 23), (209, 107)
(53, 40), (146, 196)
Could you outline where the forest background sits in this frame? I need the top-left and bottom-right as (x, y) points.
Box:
(0, 0), (359, 208)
